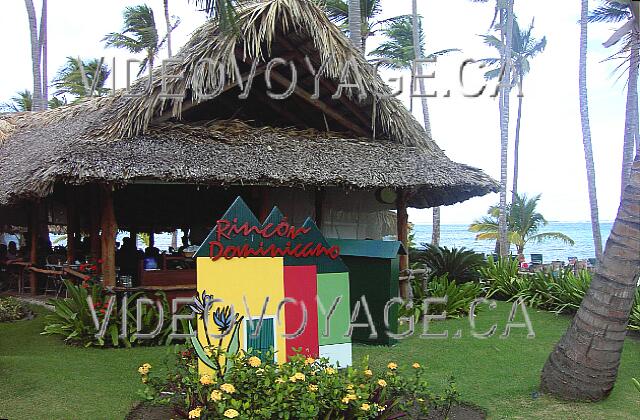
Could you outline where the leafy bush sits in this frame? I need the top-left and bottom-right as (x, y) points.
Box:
(542, 269), (592, 313)
(0, 296), (31, 322)
(629, 289), (640, 331)
(480, 257), (522, 300)
(139, 347), (459, 419)
(42, 280), (190, 347)
(400, 274), (482, 321)
(416, 244), (485, 283)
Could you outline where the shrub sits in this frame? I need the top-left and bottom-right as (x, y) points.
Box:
(416, 244), (485, 283)
(42, 280), (190, 347)
(542, 269), (591, 313)
(480, 257), (522, 300)
(139, 347), (459, 419)
(425, 275), (483, 318)
(0, 296), (31, 322)
(629, 289), (640, 331)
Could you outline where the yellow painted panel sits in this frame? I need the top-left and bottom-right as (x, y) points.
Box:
(196, 257), (286, 372)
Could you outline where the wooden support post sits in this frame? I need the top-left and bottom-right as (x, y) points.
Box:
(149, 230), (155, 248)
(90, 188), (101, 261)
(100, 185), (117, 287)
(314, 189), (324, 230)
(130, 230), (138, 249)
(29, 203), (39, 295)
(396, 189), (409, 298)
(259, 187), (271, 223)
(66, 189), (78, 264)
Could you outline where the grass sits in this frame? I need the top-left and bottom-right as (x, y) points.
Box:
(1, 302), (639, 419)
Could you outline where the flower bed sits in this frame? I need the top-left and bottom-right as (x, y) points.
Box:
(0, 296), (32, 322)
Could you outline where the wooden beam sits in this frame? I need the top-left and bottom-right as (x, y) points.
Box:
(90, 187), (101, 262)
(100, 184), (117, 287)
(396, 189), (409, 298)
(28, 203), (39, 296)
(268, 71), (369, 137)
(66, 188), (78, 264)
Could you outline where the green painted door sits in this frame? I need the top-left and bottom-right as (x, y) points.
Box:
(246, 318), (275, 361)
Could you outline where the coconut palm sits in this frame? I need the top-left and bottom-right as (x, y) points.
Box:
(318, 0), (408, 51)
(190, 0), (237, 30)
(479, 18), (547, 202)
(1, 90), (33, 112)
(164, 0), (173, 57)
(469, 193), (575, 258)
(369, 14), (459, 247)
(24, 0), (47, 111)
(589, 0), (638, 198)
(579, 0), (605, 261)
(103, 5), (162, 76)
(541, 153), (640, 401)
(52, 57), (111, 98)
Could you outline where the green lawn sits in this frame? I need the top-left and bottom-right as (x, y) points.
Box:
(1, 303), (639, 419)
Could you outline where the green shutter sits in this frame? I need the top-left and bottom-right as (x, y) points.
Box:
(246, 318), (275, 361)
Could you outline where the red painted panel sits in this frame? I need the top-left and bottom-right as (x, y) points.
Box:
(283, 265), (319, 359)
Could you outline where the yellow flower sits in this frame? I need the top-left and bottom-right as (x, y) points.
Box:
(346, 384), (354, 391)
(417, 398), (425, 402)
(200, 374), (214, 386)
(363, 369), (373, 377)
(138, 366), (149, 375)
(223, 408), (239, 418)
(188, 406), (202, 419)
(141, 376), (148, 384)
(210, 390), (223, 402)
(361, 403), (371, 411)
(220, 383), (236, 394)
(342, 396), (351, 404)
(387, 362), (397, 370)
(142, 363), (152, 370)
(347, 393), (357, 401)
(412, 362), (421, 369)
(325, 367), (336, 375)
(248, 356), (262, 367)
(304, 357), (315, 365)
(308, 384), (318, 391)
(378, 404), (387, 412)
(256, 368), (265, 375)
(295, 372), (306, 381)
(275, 377), (285, 384)
(377, 379), (387, 388)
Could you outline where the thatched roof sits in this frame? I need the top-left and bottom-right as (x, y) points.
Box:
(0, 0), (498, 208)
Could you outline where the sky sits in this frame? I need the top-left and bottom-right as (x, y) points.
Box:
(0, 0), (629, 224)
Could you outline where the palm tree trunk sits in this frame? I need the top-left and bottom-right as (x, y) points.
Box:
(40, 0), (48, 110)
(24, 0), (42, 112)
(411, 0), (441, 247)
(578, 0), (603, 261)
(348, 0), (362, 51)
(540, 154), (640, 401)
(511, 77), (523, 203)
(621, 28), (639, 196)
(164, 0), (173, 57)
(498, 0), (515, 257)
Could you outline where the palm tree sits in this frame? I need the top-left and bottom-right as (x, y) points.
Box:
(370, 13), (459, 247)
(52, 57), (111, 98)
(190, 0), (237, 30)
(540, 151), (640, 400)
(164, 0), (173, 57)
(469, 193), (575, 258)
(349, 0), (362, 50)
(589, 0), (638, 199)
(1, 90), (33, 112)
(580, 0), (605, 261)
(319, 0), (408, 52)
(103, 5), (162, 76)
(24, 0), (47, 111)
(480, 18), (547, 202)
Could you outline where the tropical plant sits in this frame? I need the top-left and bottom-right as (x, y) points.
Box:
(190, 0), (237, 30)
(140, 347), (459, 419)
(318, 0), (408, 51)
(416, 244), (485, 283)
(425, 275), (483, 318)
(1, 90), (33, 112)
(469, 193), (575, 258)
(480, 256), (522, 300)
(589, 0), (638, 198)
(541, 155), (640, 401)
(103, 5), (164, 76)
(0, 296), (32, 322)
(43, 280), (190, 347)
(580, 0), (604, 260)
(52, 57), (111, 98)
(479, 17), (547, 201)
(629, 288), (640, 331)
(543, 269), (593, 314)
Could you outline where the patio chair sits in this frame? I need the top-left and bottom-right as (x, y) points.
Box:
(44, 255), (66, 298)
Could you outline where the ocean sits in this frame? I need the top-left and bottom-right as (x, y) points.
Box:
(412, 221), (614, 263)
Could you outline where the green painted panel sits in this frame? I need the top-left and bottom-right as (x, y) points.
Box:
(317, 272), (351, 346)
(327, 238), (406, 259)
(246, 318), (275, 362)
